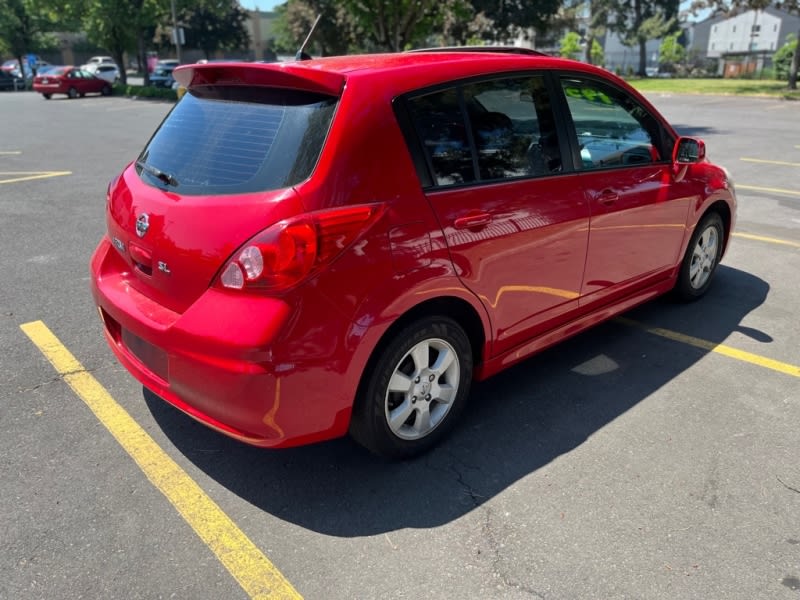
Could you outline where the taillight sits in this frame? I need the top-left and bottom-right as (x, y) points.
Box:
(217, 203), (383, 292)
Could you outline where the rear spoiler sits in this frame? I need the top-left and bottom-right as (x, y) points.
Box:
(173, 63), (345, 97)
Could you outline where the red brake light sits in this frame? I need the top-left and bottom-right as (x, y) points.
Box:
(218, 204), (382, 293)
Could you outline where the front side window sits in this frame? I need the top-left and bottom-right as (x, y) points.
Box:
(561, 77), (667, 170)
(406, 75), (561, 188)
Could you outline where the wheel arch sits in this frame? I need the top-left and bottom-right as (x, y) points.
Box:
(705, 198), (733, 254)
(351, 295), (487, 414)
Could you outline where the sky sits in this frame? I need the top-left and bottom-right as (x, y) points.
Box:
(248, 1), (283, 10)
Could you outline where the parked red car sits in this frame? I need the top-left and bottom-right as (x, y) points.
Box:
(33, 66), (112, 99)
(90, 49), (736, 458)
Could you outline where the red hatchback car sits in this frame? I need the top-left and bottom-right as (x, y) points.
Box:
(90, 49), (736, 458)
(34, 66), (112, 99)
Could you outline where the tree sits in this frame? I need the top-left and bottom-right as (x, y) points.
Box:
(0, 0), (60, 78)
(276, 0), (480, 54)
(774, 33), (796, 78)
(612, 0), (677, 76)
(77, 0), (162, 85)
(437, 0), (491, 47)
(584, 0), (612, 65)
(658, 31), (685, 72)
(559, 31), (583, 59)
(344, 0), (450, 52)
(274, 0), (360, 55)
(589, 38), (605, 65)
(83, 0), (136, 84)
(179, 0), (250, 60)
(470, 0), (562, 43)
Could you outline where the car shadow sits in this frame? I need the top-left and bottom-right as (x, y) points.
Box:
(145, 264), (768, 536)
(670, 124), (721, 137)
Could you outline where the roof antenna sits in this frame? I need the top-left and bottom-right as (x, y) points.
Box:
(295, 14), (321, 61)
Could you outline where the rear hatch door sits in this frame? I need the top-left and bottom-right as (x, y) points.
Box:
(106, 66), (342, 314)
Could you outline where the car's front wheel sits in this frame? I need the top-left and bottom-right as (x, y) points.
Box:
(101, 84), (111, 96)
(350, 316), (472, 459)
(67, 87), (77, 99)
(42, 93), (51, 100)
(674, 211), (724, 300)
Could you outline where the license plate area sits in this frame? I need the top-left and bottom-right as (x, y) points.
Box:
(121, 328), (169, 383)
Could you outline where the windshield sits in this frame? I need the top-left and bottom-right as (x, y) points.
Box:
(136, 86), (337, 195)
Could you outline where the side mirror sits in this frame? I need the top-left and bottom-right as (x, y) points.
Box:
(673, 137), (706, 165)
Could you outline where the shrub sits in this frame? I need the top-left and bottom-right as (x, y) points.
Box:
(112, 83), (178, 101)
(774, 34), (797, 81)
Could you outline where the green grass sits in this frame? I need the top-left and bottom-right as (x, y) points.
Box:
(628, 78), (800, 100)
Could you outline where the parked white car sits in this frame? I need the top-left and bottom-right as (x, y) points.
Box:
(85, 56), (116, 66)
(83, 62), (120, 83)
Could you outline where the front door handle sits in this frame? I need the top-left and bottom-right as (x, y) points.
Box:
(454, 212), (492, 230)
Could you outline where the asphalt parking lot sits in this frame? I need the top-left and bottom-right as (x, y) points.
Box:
(1, 89), (798, 600)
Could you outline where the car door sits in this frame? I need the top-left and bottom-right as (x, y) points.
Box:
(557, 75), (700, 305)
(404, 74), (590, 357)
(78, 69), (102, 93)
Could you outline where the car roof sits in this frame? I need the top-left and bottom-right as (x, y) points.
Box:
(177, 50), (616, 99)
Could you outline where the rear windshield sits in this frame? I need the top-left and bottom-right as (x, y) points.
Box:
(136, 86), (337, 195)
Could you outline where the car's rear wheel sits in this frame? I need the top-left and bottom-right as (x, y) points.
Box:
(42, 93), (51, 99)
(350, 316), (472, 459)
(67, 87), (77, 99)
(101, 84), (111, 96)
(674, 212), (724, 300)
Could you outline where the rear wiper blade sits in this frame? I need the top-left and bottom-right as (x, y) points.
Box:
(136, 159), (178, 187)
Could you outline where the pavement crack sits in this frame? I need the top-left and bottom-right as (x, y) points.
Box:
(19, 376), (62, 393)
(777, 476), (800, 494)
(442, 453), (546, 599)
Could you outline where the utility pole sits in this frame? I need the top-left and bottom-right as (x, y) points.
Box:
(170, 0), (182, 63)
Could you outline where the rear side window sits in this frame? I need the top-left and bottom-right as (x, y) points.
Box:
(406, 88), (475, 186)
(136, 86), (337, 195)
(405, 75), (561, 188)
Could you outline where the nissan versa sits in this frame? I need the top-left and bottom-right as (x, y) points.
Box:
(90, 48), (736, 458)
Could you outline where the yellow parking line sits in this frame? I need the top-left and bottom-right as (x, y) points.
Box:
(617, 317), (800, 378)
(733, 232), (800, 248)
(740, 157), (800, 167)
(0, 171), (71, 184)
(20, 321), (302, 600)
(0, 151), (22, 155)
(737, 184), (800, 197)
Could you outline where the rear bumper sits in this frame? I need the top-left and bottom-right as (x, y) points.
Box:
(90, 237), (355, 447)
(33, 83), (64, 93)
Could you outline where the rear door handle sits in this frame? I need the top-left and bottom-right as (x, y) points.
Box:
(596, 190), (619, 206)
(454, 212), (492, 230)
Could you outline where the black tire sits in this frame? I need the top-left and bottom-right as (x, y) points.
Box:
(101, 84), (111, 96)
(674, 212), (724, 301)
(350, 316), (473, 459)
(67, 87), (77, 99)
(42, 93), (51, 99)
